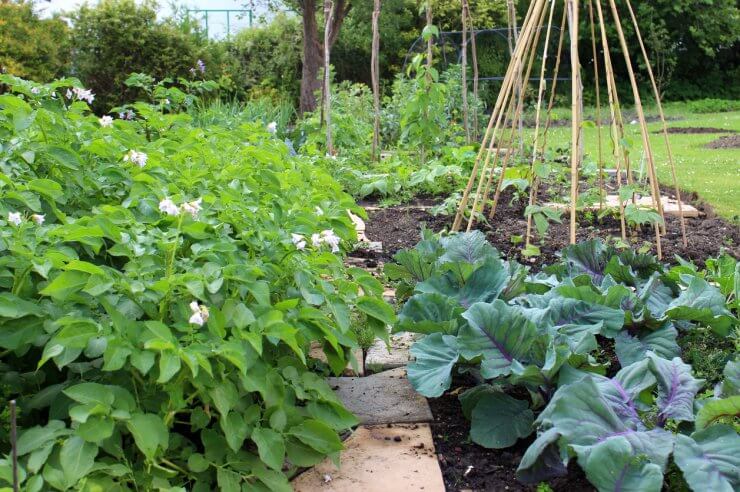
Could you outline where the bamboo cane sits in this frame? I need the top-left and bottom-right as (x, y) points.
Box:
(594, 0), (628, 240)
(466, 0), (547, 229)
(468, 1), (480, 141)
(624, 0), (687, 248)
(568, 0), (581, 245)
(487, 0), (552, 221)
(588, 0), (605, 210)
(11, 400), (18, 492)
(323, 0), (334, 154)
(606, 0), (663, 258)
(452, 0), (540, 231)
(461, 1), (471, 144)
(371, 0), (381, 161)
(525, 5), (567, 247)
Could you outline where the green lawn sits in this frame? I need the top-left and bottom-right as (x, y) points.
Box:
(528, 107), (740, 221)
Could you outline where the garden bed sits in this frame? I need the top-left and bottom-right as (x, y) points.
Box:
(706, 134), (740, 149)
(657, 126), (736, 134)
(429, 384), (594, 492)
(363, 187), (739, 269)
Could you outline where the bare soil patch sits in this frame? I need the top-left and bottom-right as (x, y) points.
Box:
(706, 134), (740, 149)
(657, 126), (736, 134)
(362, 188), (739, 269)
(429, 379), (594, 491)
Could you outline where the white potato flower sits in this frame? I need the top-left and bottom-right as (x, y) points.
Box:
(180, 198), (202, 218)
(189, 301), (210, 326)
(99, 115), (113, 127)
(123, 150), (148, 168)
(267, 121), (277, 134)
(158, 198), (179, 216)
(7, 212), (22, 227)
(320, 229), (341, 253)
(31, 214), (45, 225)
(291, 233), (307, 250)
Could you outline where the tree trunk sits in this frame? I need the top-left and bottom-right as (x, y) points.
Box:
(299, 0), (351, 115)
(371, 0), (381, 161)
(324, 0), (334, 153)
(300, 0), (323, 114)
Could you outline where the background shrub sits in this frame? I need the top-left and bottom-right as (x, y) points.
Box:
(0, 0), (70, 81)
(70, 0), (201, 110)
(230, 13), (302, 103)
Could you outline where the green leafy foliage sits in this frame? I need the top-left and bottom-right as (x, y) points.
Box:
(391, 232), (739, 491)
(0, 74), (392, 490)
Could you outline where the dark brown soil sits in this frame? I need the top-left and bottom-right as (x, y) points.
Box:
(429, 387), (594, 491)
(363, 188), (739, 269)
(657, 126), (736, 134)
(706, 134), (740, 149)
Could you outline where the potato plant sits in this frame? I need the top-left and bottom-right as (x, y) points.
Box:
(0, 75), (395, 491)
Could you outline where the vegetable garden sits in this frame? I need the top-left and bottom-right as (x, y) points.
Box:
(1, 1), (739, 491)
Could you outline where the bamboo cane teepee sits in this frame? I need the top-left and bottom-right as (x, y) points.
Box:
(452, 0), (688, 260)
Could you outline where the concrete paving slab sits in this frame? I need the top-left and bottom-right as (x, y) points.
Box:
(545, 194), (699, 217)
(327, 367), (432, 425)
(292, 423), (444, 492)
(365, 332), (416, 373)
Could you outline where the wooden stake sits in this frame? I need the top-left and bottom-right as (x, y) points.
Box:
(461, 0), (471, 144)
(624, 0), (687, 248)
(525, 5), (567, 247)
(606, 0), (663, 258)
(594, 0), (628, 240)
(465, 0), (546, 230)
(323, 0), (334, 154)
(452, 0), (540, 231)
(10, 400), (18, 492)
(487, 0), (551, 221)
(568, 0), (581, 245)
(588, 0), (605, 210)
(371, 0), (382, 161)
(468, 2), (480, 141)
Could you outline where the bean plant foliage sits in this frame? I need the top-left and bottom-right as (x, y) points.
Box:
(389, 232), (739, 491)
(0, 75), (396, 491)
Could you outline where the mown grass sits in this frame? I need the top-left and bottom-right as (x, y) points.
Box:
(524, 105), (740, 222)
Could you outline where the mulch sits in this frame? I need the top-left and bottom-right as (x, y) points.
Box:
(706, 134), (740, 149)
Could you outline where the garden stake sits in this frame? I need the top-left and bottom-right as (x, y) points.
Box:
(607, 0), (664, 257)
(453, 0), (538, 231)
(525, 6), (567, 248)
(478, 0), (548, 224)
(568, 0), (581, 245)
(466, 0), (480, 141)
(10, 399), (18, 492)
(624, 0), (687, 248)
(488, 0), (552, 221)
(588, 0), (605, 211)
(323, 0), (334, 154)
(594, 0), (628, 240)
(465, 0), (545, 230)
(371, 0), (381, 161)
(461, 0), (471, 144)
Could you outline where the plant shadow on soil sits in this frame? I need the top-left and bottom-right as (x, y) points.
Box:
(353, 189), (739, 492)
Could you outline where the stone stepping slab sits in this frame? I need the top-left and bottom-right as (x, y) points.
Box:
(545, 194), (700, 217)
(327, 367), (432, 425)
(291, 423), (444, 492)
(365, 331), (416, 373)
